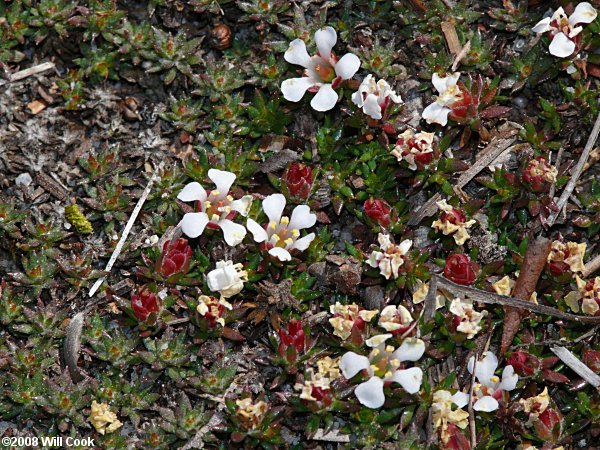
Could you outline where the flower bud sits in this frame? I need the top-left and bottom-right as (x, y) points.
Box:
(364, 198), (393, 228)
(443, 254), (477, 286)
(283, 163), (313, 199)
(533, 408), (562, 442)
(131, 286), (161, 322)
(155, 238), (192, 278)
(583, 350), (600, 373)
(278, 319), (309, 364)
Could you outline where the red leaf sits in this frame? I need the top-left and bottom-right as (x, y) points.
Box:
(480, 105), (512, 119)
(541, 356), (560, 369)
(222, 327), (246, 342)
(541, 369), (569, 383)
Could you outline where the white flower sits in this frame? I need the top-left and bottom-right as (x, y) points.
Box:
(467, 351), (518, 412)
(178, 169), (252, 246)
(246, 193), (316, 262)
(281, 26), (361, 112)
(449, 297), (487, 339)
(367, 233), (412, 280)
(422, 72), (463, 126)
(532, 3), (597, 58)
(351, 74), (402, 120)
(340, 334), (425, 408)
(206, 260), (248, 299)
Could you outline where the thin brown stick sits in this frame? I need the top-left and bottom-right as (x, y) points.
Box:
(408, 137), (517, 226)
(501, 236), (552, 354)
(549, 146), (564, 199)
(546, 109), (600, 228)
(583, 254), (600, 278)
(427, 274), (600, 324)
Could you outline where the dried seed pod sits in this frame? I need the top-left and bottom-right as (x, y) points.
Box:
(119, 96), (140, 121)
(210, 23), (232, 50)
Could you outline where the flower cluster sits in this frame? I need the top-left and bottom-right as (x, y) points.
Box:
(340, 334), (425, 408)
(391, 130), (436, 170)
(281, 27), (360, 112)
(89, 401), (123, 435)
(532, 3), (598, 58)
(368, 233), (413, 280)
(565, 276), (600, 315)
(196, 294), (232, 328)
(521, 157), (558, 193)
(432, 200), (476, 246)
(235, 398), (269, 431)
(247, 194), (316, 262)
(546, 240), (586, 275)
(431, 390), (469, 445)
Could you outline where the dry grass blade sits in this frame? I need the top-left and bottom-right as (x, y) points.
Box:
(550, 346), (600, 388)
(583, 253), (600, 278)
(546, 109), (600, 228)
(0, 61), (55, 86)
(63, 312), (84, 382)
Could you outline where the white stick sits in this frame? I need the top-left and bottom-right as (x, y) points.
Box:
(0, 61), (56, 86)
(551, 346), (600, 388)
(88, 162), (164, 297)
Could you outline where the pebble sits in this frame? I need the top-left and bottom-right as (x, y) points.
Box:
(511, 96), (528, 108)
(15, 172), (32, 186)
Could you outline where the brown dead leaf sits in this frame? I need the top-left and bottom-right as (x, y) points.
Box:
(27, 100), (47, 115)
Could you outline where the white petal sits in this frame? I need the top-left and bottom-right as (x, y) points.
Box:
(180, 212), (209, 238)
(230, 195), (253, 216)
(284, 39), (312, 68)
(178, 182), (207, 202)
(246, 218), (268, 243)
(268, 247), (292, 261)
(362, 94), (382, 120)
(262, 193), (286, 223)
(355, 377), (385, 408)
(398, 239), (413, 254)
(340, 352), (370, 379)
(452, 391), (470, 408)
(394, 338), (425, 362)
(469, 352), (498, 385)
(314, 26), (337, 59)
(432, 72), (459, 93)
(290, 233), (315, 251)
(281, 77), (317, 102)
(218, 219), (247, 246)
(473, 396), (499, 412)
(391, 367), (423, 394)
(208, 169), (236, 196)
(207, 264), (235, 292)
(532, 17), (552, 33)
(569, 2), (597, 25)
(335, 53), (361, 80)
(422, 101), (450, 126)
(549, 33), (576, 58)
(499, 365), (519, 391)
(310, 84), (338, 112)
(366, 334), (392, 347)
(289, 204), (317, 230)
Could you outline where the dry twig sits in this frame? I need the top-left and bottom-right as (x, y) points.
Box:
(550, 347), (600, 388)
(0, 61), (55, 86)
(583, 253), (600, 278)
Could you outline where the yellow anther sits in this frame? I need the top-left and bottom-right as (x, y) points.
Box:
(292, 229), (300, 238)
(269, 221), (277, 230)
(491, 376), (500, 383)
(385, 345), (395, 353)
(284, 238), (293, 247)
(371, 349), (380, 357)
(212, 190), (220, 196)
(211, 214), (220, 222)
(280, 217), (289, 224)
(384, 371), (393, 379)
(272, 235), (280, 242)
(370, 364), (379, 372)
(226, 195), (234, 201)
(390, 358), (401, 368)
(204, 201), (212, 209)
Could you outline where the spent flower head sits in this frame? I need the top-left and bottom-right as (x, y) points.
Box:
(391, 129), (436, 170)
(432, 200), (476, 246)
(351, 74), (402, 120)
(281, 26), (361, 111)
(547, 240), (586, 275)
(368, 233), (413, 280)
(565, 276), (600, 315)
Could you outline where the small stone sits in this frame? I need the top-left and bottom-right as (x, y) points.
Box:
(15, 173), (32, 186)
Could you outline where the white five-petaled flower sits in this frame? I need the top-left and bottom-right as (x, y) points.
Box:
(178, 169), (252, 246)
(422, 72), (463, 126)
(281, 26), (361, 112)
(351, 74), (402, 120)
(532, 3), (598, 58)
(367, 233), (412, 280)
(246, 193), (316, 262)
(340, 334), (425, 408)
(206, 260), (248, 299)
(467, 351), (518, 412)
